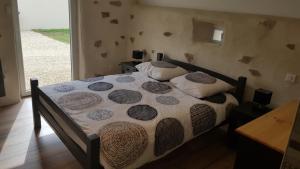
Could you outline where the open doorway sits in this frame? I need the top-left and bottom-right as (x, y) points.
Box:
(15, 0), (73, 96)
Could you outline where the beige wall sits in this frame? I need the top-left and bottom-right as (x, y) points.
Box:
(127, 4), (300, 106)
(0, 0), (21, 106)
(78, 0), (134, 78)
(1, 0), (299, 107)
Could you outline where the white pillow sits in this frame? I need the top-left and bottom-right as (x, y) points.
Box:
(135, 62), (151, 73)
(170, 72), (233, 98)
(147, 61), (188, 81)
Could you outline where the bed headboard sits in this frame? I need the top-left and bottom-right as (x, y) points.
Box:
(162, 57), (247, 103)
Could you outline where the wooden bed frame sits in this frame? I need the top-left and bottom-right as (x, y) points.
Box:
(30, 58), (247, 169)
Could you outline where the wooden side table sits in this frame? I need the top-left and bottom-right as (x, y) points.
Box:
(227, 102), (271, 147)
(234, 100), (299, 169)
(119, 61), (140, 74)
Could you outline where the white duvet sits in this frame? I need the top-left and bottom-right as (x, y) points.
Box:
(41, 72), (238, 169)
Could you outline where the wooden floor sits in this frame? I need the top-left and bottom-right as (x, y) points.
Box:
(0, 98), (236, 169)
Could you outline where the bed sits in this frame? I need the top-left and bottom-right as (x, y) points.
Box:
(30, 57), (247, 169)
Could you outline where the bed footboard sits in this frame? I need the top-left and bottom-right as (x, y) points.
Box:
(30, 79), (103, 169)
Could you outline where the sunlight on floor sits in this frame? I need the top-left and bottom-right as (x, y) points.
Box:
(0, 103), (33, 169)
(0, 98), (53, 169)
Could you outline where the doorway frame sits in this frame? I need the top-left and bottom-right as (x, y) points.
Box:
(12, 0), (80, 97)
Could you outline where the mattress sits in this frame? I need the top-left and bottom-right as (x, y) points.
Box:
(40, 72), (238, 169)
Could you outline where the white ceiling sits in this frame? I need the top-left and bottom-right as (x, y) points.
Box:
(140, 0), (300, 19)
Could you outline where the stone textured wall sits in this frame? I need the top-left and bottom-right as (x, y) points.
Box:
(0, 0), (21, 106)
(127, 4), (300, 106)
(1, 0), (299, 107)
(78, 0), (135, 78)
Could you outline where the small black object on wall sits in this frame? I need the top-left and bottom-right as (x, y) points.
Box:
(0, 59), (5, 97)
(253, 88), (273, 106)
(157, 53), (164, 61)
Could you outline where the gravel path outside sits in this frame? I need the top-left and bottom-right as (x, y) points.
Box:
(21, 31), (71, 91)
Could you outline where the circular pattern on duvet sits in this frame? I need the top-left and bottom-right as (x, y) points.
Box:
(87, 109), (113, 121)
(100, 122), (148, 169)
(154, 118), (184, 156)
(142, 81), (172, 94)
(57, 92), (102, 110)
(80, 76), (104, 82)
(127, 105), (158, 121)
(108, 89), (142, 104)
(185, 72), (216, 84)
(156, 96), (180, 105)
(190, 104), (217, 136)
(203, 93), (226, 104)
(54, 85), (75, 92)
(116, 76), (135, 83)
(88, 82), (113, 91)
(151, 61), (177, 68)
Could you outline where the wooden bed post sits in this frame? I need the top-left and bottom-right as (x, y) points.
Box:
(236, 77), (247, 104)
(86, 134), (102, 169)
(30, 78), (41, 130)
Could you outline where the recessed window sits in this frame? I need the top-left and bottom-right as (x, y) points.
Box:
(212, 29), (224, 43)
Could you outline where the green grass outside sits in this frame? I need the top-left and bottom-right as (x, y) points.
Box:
(32, 29), (70, 44)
